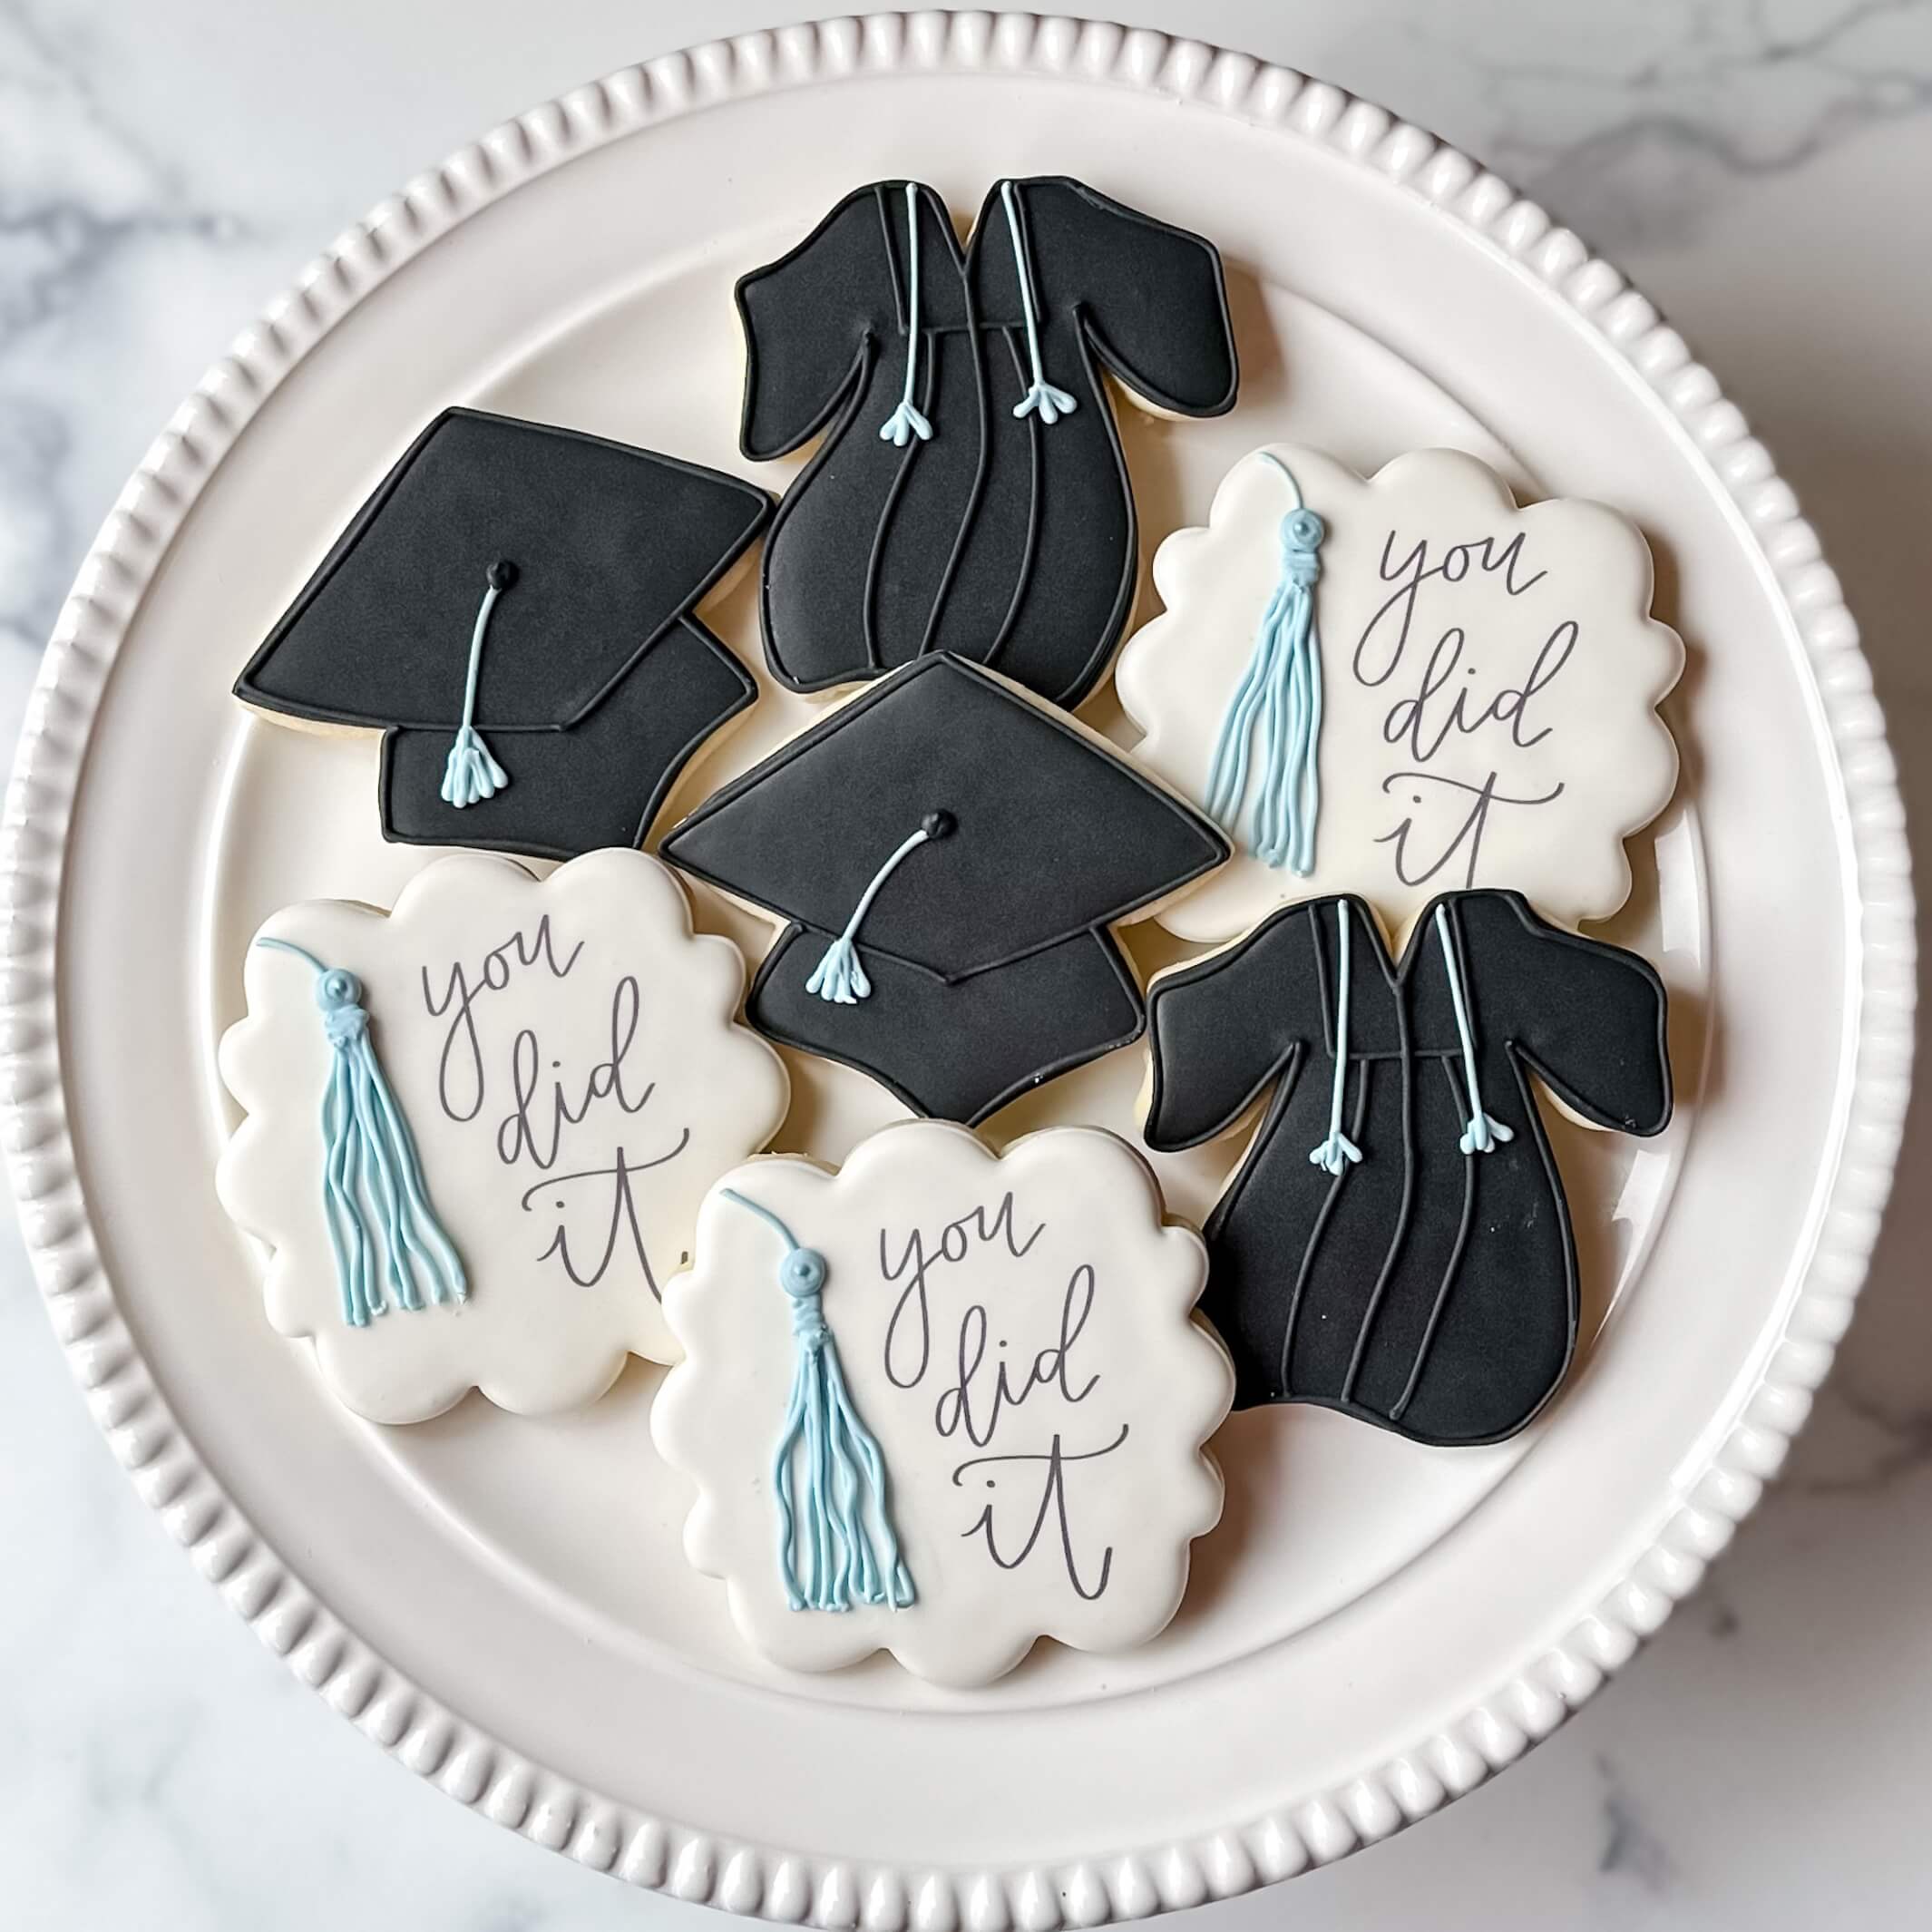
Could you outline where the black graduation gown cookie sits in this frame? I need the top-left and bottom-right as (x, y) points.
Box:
(661, 653), (1229, 1126)
(234, 406), (772, 862)
(737, 176), (1239, 707)
(1144, 891), (1672, 1447)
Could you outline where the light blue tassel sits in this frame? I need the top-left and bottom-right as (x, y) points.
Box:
(440, 559), (516, 809)
(1435, 904), (1514, 1156)
(259, 938), (466, 1328)
(879, 182), (935, 448)
(721, 1188), (914, 1613)
(1000, 181), (1078, 426)
(1205, 454), (1326, 874)
(1309, 902), (1365, 1177)
(805, 810), (952, 1006)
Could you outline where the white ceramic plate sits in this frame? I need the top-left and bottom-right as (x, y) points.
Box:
(4, 15), (1912, 1924)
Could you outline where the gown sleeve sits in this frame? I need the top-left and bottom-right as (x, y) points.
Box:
(1023, 180), (1238, 417)
(1143, 903), (1319, 1149)
(736, 189), (893, 459)
(1454, 892), (1673, 1136)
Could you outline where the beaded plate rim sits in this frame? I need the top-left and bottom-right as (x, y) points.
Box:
(1, 12), (1915, 1924)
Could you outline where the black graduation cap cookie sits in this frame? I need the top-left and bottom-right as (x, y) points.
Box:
(234, 406), (772, 861)
(661, 653), (1229, 1125)
(1142, 890), (1673, 1447)
(736, 176), (1238, 707)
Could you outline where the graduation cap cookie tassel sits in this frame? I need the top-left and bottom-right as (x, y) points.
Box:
(1435, 903), (1514, 1156)
(805, 809), (954, 1005)
(1205, 454), (1325, 874)
(1000, 181), (1078, 425)
(720, 1187), (914, 1613)
(878, 183), (935, 448)
(440, 559), (516, 809)
(256, 938), (466, 1328)
(1309, 902), (1365, 1177)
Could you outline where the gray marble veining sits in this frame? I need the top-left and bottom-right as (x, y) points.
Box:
(3, 3), (1927, 1928)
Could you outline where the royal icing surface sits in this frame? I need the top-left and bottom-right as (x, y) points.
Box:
(1116, 446), (1684, 942)
(1141, 891), (1673, 1445)
(737, 177), (1237, 707)
(217, 849), (788, 1423)
(653, 1121), (1232, 1686)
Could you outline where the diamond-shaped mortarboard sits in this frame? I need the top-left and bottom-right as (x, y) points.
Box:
(661, 653), (1229, 1123)
(234, 406), (771, 860)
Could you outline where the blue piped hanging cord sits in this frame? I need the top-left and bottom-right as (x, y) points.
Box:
(878, 182), (935, 448)
(1434, 905), (1514, 1156)
(440, 559), (516, 809)
(1000, 181), (1078, 425)
(719, 1187), (914, 1614)
(1205, 454), (1326, 874)
(1308, 903), (1365, 1177)
(805, 809), (953, 1005)
(258, 938), (466, 1328)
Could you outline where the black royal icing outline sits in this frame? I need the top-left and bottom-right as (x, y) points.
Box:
(736, 177), (1239, 709)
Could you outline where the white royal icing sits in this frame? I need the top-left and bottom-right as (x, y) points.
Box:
(653, 1121), (1233, 1686)
(1116, 445), (1684, 942)
(217, 849), (788, 1423)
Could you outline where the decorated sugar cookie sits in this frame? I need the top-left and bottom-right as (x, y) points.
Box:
(737, 177), (1238, 707)
(1142, 890), (1672, 1446)
(653, 1121), (1232, 1686)
(234, 407), (771, 862)
(1116, 446), (1684, 942)
(662, 653), (1227, 1127)
(217, 849), (788, 1422)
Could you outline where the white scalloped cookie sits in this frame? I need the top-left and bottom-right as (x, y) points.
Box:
(1117, 445), (1683, 942)
(653, 1121), (1232, 1687)
(217, 848), (787, 1423)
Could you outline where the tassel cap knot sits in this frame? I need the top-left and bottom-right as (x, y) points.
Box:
(314, 966), (363, 1010)
(781, 1247), (827, 1299)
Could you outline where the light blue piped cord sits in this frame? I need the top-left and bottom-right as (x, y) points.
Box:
(878, 183), (935, 448)
(1308, 903), (1365, 1177)
(258, 938), (466, 1328)
(719, 1187), (914, 1614)
(1000, 181), (1078, 425)
(440, 559), (516, 809)
(1434, 905), (1514, 1156)
(805, 809), (953, 1006)
(1205, 454), (1325, 874)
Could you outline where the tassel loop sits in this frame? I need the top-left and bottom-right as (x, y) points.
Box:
(1308, 901), (1366, 1177)
(1000, 181), (1078, 429)
(878, 396), (934, 448)
(805, 809), (952, 1007)
(259, 939), (466, 1328)
(805, 934), (869, 1005)
(1434, 904), (1513, 1158)
(879, 183), (936, 448)
(440, 559), (516, 809)
(1205, 459), (1325, 874)
(721, 1188), (914, 1614)
(1012, 376), (1078, 426)
(440, 723), (509, 809)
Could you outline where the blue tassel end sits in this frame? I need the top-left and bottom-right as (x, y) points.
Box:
(1308, 1129), (1363, 1178)
(722, 1209), (912, 1616)
(1012, 378), (1077, 425)
(805, 934), (871, 1005)
(878, 398), (933, 447)
(1459, 1112), (1515, 1157)
(440, 723), (509, 809)
(259, 940), (467, 1329)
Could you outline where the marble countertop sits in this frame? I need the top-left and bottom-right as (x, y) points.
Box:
(4, 2), (1927, 1927)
